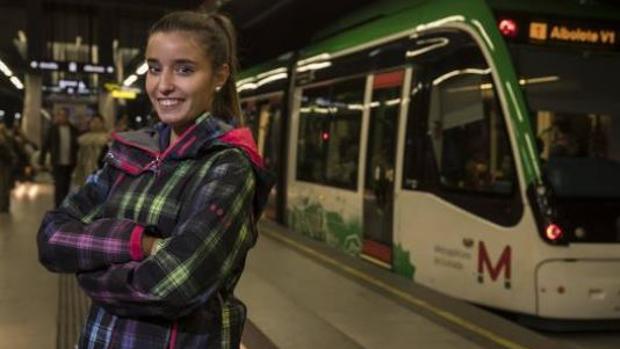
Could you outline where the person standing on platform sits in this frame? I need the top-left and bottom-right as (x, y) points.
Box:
(72, 114), (109, 186)
(11, 124), (37, 182)
(37, 10), (273, 349)
(39, 108), (79, 207)
(0, 124), (16, 213)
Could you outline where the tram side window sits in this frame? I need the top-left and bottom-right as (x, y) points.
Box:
(296, 78), (364, 190)
(410, 34), (516, 196)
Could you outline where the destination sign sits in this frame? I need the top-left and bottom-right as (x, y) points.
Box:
(496, 12), (620, 51)
(529, 22), (616, 46)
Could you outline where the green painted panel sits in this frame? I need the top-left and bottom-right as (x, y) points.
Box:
(393, 243), (416, 279)
(288, 198), (362, 256)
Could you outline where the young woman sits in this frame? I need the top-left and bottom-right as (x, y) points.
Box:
(38, 11), (273, 348)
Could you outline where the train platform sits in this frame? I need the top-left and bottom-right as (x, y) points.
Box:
(1, 182), (568, 349)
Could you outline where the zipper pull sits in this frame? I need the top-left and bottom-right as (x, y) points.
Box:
(154, 156), (161, 176)
(146, 156), (161, 175)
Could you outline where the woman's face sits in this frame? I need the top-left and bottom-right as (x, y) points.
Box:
(145, 31), (228, 131)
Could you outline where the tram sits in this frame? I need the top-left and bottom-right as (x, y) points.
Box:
(237, 0), (620, 321)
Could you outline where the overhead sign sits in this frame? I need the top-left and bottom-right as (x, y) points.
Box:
(497, 12), (620, 51)
(111, 89), (137, 99)
(42, 79), (92, 95)
(529, 21), (617, 47)
(30, 60), (115, 74)
(104, 82), (121, 91)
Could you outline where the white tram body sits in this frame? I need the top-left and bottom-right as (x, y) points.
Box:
(240, 0), (620, 321)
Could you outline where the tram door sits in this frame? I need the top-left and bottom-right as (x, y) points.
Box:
(361, 70), (405, 268)
(241, 96), (283, 221)
(257, 99), (282, 221)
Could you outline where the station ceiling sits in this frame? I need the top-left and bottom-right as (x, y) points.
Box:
(0, 0), (378, 99)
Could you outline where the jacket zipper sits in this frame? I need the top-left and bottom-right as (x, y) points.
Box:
(145, 155), (162, 176)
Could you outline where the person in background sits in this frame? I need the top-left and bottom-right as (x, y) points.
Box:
(95, 114), (132, 167)
(0, 124), (16, 213)
(38, 10), (273, 349)
(72, 115), (109, 186)
(116, 114), (130, 132)
(39, 108), (79, 207)
(11, 124), (37, 182)
(540, 117), (579, 159)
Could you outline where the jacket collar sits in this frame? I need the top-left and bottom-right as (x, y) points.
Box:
(107, 113), (235, 174)
(112, 113), (233, 158)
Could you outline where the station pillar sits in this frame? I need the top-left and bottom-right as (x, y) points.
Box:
(98, 91), (116, 130)
(23, 0), (45, 146)
(22, 74), (43, 147)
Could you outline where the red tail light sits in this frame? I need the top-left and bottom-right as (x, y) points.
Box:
(499, 18), (518, 38)
(545, 223), (564, 241)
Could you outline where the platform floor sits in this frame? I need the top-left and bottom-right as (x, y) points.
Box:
(0, 182), (567, 349)
(0, 183), (56, 349)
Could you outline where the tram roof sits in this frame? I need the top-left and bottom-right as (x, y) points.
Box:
(239, 0), (620, 79)
(238, 53), (293, 81)
(312, 0), (620, 44)
(299, 0), (620, 60)
(297, 0), (491, 60)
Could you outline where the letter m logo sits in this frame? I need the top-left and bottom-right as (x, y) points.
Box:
(478, 241), (511, 289)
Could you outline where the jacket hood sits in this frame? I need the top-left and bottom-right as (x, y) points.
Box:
(217, 127), (275, 218)
(106, 113), (275, 218)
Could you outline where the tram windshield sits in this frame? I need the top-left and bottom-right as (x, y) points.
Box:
(509, 44), (620, 199)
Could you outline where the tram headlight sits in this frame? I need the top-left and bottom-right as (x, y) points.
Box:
(545, 223), (564, 241)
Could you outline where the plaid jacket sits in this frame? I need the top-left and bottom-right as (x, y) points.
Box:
(38, 114), (274, 349)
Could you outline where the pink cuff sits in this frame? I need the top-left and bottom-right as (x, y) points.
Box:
(129, 225), (145, 261)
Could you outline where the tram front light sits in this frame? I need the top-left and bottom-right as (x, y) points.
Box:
(545, 223), (564, 241)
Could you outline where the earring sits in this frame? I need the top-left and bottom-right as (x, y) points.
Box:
(215, 86), (221, 92)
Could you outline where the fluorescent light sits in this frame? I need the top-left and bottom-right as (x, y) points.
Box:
(136, 62), (148, 75)
(297, 53), (331, 66)
(237, 83), (258, 92)
(385, 98), (401, 106)
(123, 74), (138, 87)
(296, 61), (332, 73)
(256, 67), (287, 80)
(10, 76), (24, 89)
(256, 72), (288, 87)
(0, 60), (13, 77)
